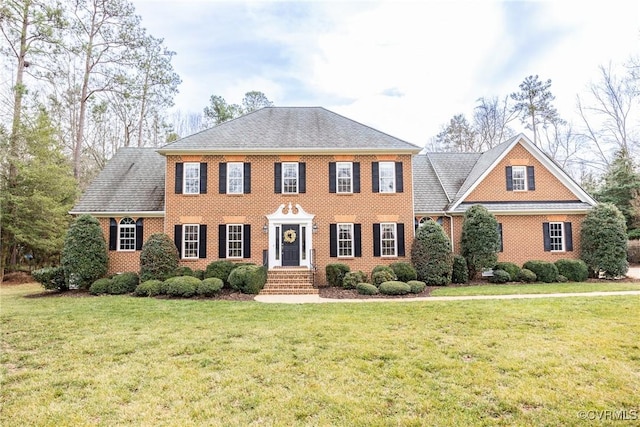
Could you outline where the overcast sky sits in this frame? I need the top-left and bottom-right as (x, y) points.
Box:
(130, 0), (639, 147)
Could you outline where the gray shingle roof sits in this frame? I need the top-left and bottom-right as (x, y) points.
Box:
(412, 155), (450, 213)
(159, 107), (421, 154)
(426, 152), (481, 202)
(451, 201), (593, 213)
(71, 148), (165, 213)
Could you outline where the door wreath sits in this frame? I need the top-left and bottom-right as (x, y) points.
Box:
(283, 229), (297, 243)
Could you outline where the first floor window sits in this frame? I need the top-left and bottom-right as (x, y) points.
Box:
(379, 162), (396, 193)
(227, 224), (243, 258)
(183, 224), (199, 259)
(184, 162), (200, 194)
(337, 162), (353, 193)
(511, 166), (526, 191)
(381, 223), (397, 256)
(227, 162), (243, 194)
(118, 217), (136, 251)
(549, 222), (564, 251)
(338, 223), (353, 257)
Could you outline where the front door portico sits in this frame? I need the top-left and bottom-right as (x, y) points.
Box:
(266, 203), (314, 268)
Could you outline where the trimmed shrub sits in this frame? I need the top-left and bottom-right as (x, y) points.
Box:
(494, 262), (521, 281)
(193, 269), (205, 280)
(356, 283), (379, 295)
(197, 277), (224, 297)
(32, 266), (67, 291)
(451, 255), (469, 284)
(326, 263), (350, 287)
(460, 205), (500, 279)
(557, 275), (568, 283)
(107, 272), (139, 295)
(133, 279), (164, 297)
(407, 280), (426, 294)
(372, 265), (397, 278)
(580, 203), (629, 278)
(228, 265), (267, 294)
(488, 269), (510, 284)
(517, 268), (537, 283)
(411, 221), (453, 286)
(379, 281), (411, 295)
(140, 233), (179, 281)
(554, 259), (589, 282)
(372, 270), (396, 287)
(342, 271), (367, 289)
(175, 266), (195, 277)
(523, 261), (558, 283)
(89, 278), (112, 295)
(390, 262), (417, 282)
(164, 276), (201, 297)
(61, 214), (108, 289)
(204, 260), (237, 286)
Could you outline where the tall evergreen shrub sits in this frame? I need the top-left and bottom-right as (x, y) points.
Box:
(140, 233), (179, 281)
(460, 205), (500, 280)
(410, 221), (452, 285)
(580, 203), (629, 278)
(61, 215), (108, 289)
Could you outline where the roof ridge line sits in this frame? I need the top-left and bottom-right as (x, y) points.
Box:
(425, 153), (451, 204)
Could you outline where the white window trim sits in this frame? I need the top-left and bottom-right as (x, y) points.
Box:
(379, 162), (396, 193)
(549, 222), (565, 252)
(227, 162), (244, 194)
(380, 222), (397, 257)
(182, 224), (199, 259)
(337, 223), (354, 258)
(336, 162), (353, 194)
(282, 162), (299, 194)
(227, 224), (244, 259)
(118, 217), (136, 252)
(183, 162), (200, 195)
(512, 165), (527, 192)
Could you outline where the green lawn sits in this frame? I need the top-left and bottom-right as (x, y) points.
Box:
(2, 283), (639, 426)
(430, 282), (640, 297)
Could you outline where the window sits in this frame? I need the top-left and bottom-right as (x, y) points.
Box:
(227, 163), (243, 194)
(118, 217), (136, 251)
(338, 223), (353, 257)
(380, 223), (397, 257)
(512, 166), (526, 191)
(184, 163), (200, 194)
(337, 162), (353, 193)
(549, 222), (564, 251)
(227, 224), (243, 258)
(183, 224), (199, 259)
(379, 162), (395, 193)
(282, 162), (298, 194)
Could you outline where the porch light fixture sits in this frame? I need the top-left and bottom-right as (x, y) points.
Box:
(312, 223), (318, 233)
(263, 224), (268, 233)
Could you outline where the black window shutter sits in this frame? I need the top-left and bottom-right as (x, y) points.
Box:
(299, 162), (306, 193)
(199, 225), (207, 258)
(353, 162), (361, 193)
(243, 224), (251, 258)
(199, 163), (208, 194)
(543, 222), (551, 252)
(174, 224), (183, 258)
(329, 162), (336, 193)
(329, 224), (337, 257)
(527, 166), (535, 190)
(395, 162), (404, 193)
(219, 163), (226, 194)
(135, 218), (144, 251)
(497, 223), (503, 252)
(564, 222), (573, 251)
(373, 223), (381, 257)
(274, 163), (282, 193)
(372, 162), (379, 193)
(244, 163), (251, 194)
(397, 223), (405, 256)
(109, 218), (117, 251)
(218, 224), (226, 258)
(354, 224), (362, 257)
(506, 166), (513, 191)
(175, 163), (183, 194)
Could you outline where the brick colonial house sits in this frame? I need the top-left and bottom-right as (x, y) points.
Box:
(71, 107), (596, 291)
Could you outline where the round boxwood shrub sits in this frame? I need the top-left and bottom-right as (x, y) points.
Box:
(32, 266), (67, 291)
(488, 269), (510, 284)
(451, 255), (469, 284)
(372, 270), (396, 287)
(411, 221), (453, 285)
(494, 262), (521, 281)
(371, 265), (397, 278)
(325, 263), (350, 287)
(164, 276), (201, 297)
(342, 271), (367, 289)
(61, 214), (108, 289)
(390, 262), (417, 282)
(133, 279), (164, 297)
(204, 260), (236, 286)
(554, 259), (589, 282)
(175, 266), (195, 277)
(379, 281), (411, 295)
(197, 277), (224, 296)
(557, 275), (568, 283)
(356, 283), (379, 295)
(407, 280), (426, 294)
(140, 233), (179, 281)
(517, 268), (537, 283)
(107, 272), (139, 294)
(580, 203), (629, 278)
(228, 265), (267, 294)
(522, 260), (558, 283)
(89, 278), (112, 295)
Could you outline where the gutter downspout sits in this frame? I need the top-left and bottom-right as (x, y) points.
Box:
(444, 212), (454, 252)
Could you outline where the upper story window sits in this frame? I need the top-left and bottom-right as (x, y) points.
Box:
(184, 163), (200, 194)
(512, 166), (526, 191)
(337, 162), (353, 193)
(379, 162), (396, 193)
(282, 162), (298, 194)
(183, 224), (200, 259)
(227, 162), (244, 194)
(118, 217), (136, 251)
